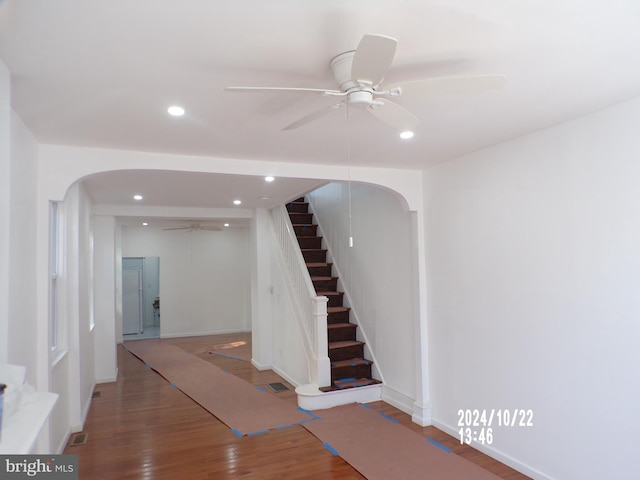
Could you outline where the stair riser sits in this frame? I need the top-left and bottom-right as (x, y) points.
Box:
(289, 212), (314, 224)
(308, 265), (332, 277)
(294, 225), (318, 237)
(302, 250), (327, 263)
(328, 326), (357, 343)
(331, 364), (373, 382)
(313, 278), (338, 292)
(329, 344), (364, 362)
(298, 237), (322, 249)
(327, 309), (349, 324)
(325, 293), (344, 308)
(286, 203), (309, 213)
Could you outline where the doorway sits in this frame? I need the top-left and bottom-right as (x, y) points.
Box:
(122, 257), (160, 338)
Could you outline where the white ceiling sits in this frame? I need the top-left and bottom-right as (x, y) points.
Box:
(2, 0), (640, 212)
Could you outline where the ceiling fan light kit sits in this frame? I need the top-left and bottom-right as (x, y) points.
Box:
(225, 34), (505, 133)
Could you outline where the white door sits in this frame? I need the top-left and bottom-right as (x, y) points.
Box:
(123, 269), (143, 334)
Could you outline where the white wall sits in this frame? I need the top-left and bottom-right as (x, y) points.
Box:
(121, 224), (251, 337)
(0, 59), (10, 362)
(7, 109), (39, 378)
(92, 216), (118, 382)
(424, 96), (640, 480)
(309, 183), (418, 411)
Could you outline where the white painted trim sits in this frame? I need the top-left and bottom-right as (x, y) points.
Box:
(159, 329), (250, 339)
(55, 426), (72, 455)
(381, 384), (414, 416)
(251, 358), (271, 371)
(272, 365), (300, 389)
(432, 419), (554, 480)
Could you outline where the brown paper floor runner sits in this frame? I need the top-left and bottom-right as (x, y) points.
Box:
(124, 339), (314, 436)
(303, 403), (503, 480)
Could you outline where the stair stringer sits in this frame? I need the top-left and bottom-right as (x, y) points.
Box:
(306, 198), (386, 386)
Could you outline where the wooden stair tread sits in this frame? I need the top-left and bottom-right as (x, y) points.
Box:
(311, 276), (337, 281)
(327, 306), (349, 313)
(320, 378), (382, 392)
(327, 322), (356, 330)
(331, 358), (371, 368)
(329, 340), (364, 349)
(316, 291), (342, 296)
(306, 262), (331, 267)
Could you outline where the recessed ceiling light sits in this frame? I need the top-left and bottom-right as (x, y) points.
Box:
(224, 223), (230, 227)
(142, 222), (149, 226)
(133, 194), (143, 201)
(400, 131), (414, 139)
(260, 196), (271, 200)
(167, 106), (185, 117)
(265, 176), (275, 182)
(233, 199), (242, 205)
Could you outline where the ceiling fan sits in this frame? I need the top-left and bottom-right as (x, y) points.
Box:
(225, 34), (505, 132)
(163, 223), (222, 232)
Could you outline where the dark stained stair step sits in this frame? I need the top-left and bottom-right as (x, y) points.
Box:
(286, 202), (309, 213)
(307, 262), (332, 277)
(326, 306), (350, 323)
(320, 378), (382, 392)
(301, 249), (327, 263)
(297, 236), (322, 249)
(293, 224), (318, 237)
(328, 340), (364, 362)
(289, 212), (314, 224)
(331, 358), (373, 382)
(327, 322), (357, 342)
(312, 276), (338, 292)
(317, 291), (344, 308)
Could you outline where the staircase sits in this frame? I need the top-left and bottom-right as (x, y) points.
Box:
(286, 197), (381, 392)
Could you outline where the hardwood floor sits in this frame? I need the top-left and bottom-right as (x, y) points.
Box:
(65, 333), (530, 479)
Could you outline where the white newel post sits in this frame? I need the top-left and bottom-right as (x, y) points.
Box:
(312, 295), (331, 387)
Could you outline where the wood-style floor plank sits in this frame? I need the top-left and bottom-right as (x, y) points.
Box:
(65, 333), (529, 479)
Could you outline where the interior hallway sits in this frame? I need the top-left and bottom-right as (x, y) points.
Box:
(64, 333), (529, 479)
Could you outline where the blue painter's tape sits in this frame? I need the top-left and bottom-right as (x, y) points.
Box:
(297, 406), (322, 420)
(170, 383), (177, 388)
(379, 413), (398, 424)
(427, 438), (452, 453)
(255, 386), (266, 392)
(247, 429), (269, 436)
(213, 352), (244, 361)
(323, 442), (339, 456)
(276, 423), (294, 430)
(359, 403), (372, 410)
(222, 370), (230, 374)
(145, 363), (152, 369)
(231, 429), (244, 437)
(336, 377), (356, 383)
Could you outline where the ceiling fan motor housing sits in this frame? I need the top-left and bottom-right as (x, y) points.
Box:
(330, 51), (358, 91)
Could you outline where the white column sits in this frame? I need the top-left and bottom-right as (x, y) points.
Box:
(93, 215), (118, 382)
(250, 208), (273, 369)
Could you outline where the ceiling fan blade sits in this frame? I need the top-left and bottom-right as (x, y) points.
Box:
(224, 86), (342, 95)
(386, 74), (506, 98)
(367, 99), (420, 131)
(199, 226), (222, 231)
(282, 101), (347, 131)
(351, 34), (398, 87)
(163, 226), (191, 231)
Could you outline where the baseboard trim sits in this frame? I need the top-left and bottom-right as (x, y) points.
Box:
(432, 419), (554, 480)
(381, 385), (414, 416)
(160, 329), (250, 339)
(251, 358), (271, 371)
